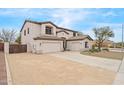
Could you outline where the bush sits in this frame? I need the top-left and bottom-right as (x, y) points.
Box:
(89, 49), (100, 53)
(109, 46), (114, 48)
(102, 48), (109, 52)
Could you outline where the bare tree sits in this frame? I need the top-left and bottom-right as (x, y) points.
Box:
(15, 34), (21, 44)
(0, 29), (16, 43)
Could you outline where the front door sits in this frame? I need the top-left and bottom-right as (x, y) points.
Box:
(61, 37), (66, 51)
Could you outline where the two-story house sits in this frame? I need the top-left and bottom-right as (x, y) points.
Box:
(20, 20), (93, 53)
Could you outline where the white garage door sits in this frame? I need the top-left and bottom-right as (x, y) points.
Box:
(71, 42), (81, 51)
(42, 42), (61, 53)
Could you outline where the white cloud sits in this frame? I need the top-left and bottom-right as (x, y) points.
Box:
(0, 9), (52, 18)
(51, 9), (94, 28)
(103, 11), (117, 17)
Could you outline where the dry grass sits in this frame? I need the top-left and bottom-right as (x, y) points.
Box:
(81, 51), (124, 60)
(7, 53), (116, 85)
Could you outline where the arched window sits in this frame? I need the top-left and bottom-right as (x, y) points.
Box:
(85, 42), (88, 48)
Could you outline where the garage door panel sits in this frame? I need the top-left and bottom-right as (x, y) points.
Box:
(42, 42), (61, 53)
(71, 42), (81, 51)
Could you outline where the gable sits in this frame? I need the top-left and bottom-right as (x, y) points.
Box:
(56, 30), (69, 35)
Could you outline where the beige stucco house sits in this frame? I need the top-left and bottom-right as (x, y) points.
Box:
(20, 20), (93, 53)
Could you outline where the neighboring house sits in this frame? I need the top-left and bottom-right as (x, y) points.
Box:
(20, 20), (93, 53)
(102, 40), (114, 48)
(93, 40), (114, 48)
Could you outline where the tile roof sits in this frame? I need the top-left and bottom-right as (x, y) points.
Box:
(67, 35), (93, 41)
(20, 20), (78, 33)
(34, 36), (63, 41)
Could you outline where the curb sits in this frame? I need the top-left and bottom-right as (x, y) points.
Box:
(4, 53), (13, 85)
(113, 57), (124, 85)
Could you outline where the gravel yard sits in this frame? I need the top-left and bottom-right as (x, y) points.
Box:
(7, 53), (116, 85)
(81, 51), (124, 60)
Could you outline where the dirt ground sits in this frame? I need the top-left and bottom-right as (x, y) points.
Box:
(81, 51), (124, 60)
(7, 53), (116, 85)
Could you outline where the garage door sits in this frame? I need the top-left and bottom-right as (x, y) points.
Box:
(71, 42), (81, 51)
(42, 42), (61, 53)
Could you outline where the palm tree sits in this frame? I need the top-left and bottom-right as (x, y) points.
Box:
(93, 26), (114, 51)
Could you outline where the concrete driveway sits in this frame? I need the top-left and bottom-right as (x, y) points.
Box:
(50, 51), (121, 72)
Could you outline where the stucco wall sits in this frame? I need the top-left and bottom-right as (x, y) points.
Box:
(21, 22), (41, 52)
(57, 32), (70, 39)
(56, 28), (74, 38)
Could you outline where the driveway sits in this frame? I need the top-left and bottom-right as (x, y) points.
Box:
(0, 52), (7, 85)
(7, 53), (116, 85)
(50, 51), (121, 72)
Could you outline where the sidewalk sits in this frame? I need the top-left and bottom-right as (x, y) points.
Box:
(0, 52), (7, 85)
(113, 57), (124, 84)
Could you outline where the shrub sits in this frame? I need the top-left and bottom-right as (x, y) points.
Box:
(109, 46), (114, 48)
(89, 48), (100, 53)
(102, 48), (109, 52)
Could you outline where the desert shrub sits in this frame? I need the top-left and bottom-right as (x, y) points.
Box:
(116, 46), (122, 48)
(102, 48), (109, 52)
(89, 48), (100, 53)
(92, 45), (95, 50)
(109, 46), (114, 48)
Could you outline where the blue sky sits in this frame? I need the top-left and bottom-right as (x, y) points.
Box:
(0, 8), (124, 42)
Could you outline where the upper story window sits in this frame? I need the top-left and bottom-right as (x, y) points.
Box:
(27, 28), (29, 34)
(73, 32), (76, 37)
(45, 26), (52, 35)
(24, 30), (26, 36)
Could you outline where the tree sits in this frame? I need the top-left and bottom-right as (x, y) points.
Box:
(93, 26), (114, 51)
(77, 32), (83, 36)
(15, 34), (21, 44)
(0, 29), (16, 43)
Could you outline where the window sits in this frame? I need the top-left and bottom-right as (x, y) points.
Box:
(24, 30), (26, 36)
(27, 28), (29, 34)
(45, 26), (52, 34)
(73, 32), (76, 37)
(85, 42), (88, 48)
